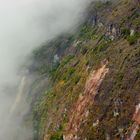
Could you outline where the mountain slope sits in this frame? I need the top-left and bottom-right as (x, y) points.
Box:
(30, 0), (140, 139)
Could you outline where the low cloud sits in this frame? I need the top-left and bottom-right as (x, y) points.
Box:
(0, 0), (92, 139)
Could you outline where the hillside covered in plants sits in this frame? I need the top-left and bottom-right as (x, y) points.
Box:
(29, 0), (140, 139)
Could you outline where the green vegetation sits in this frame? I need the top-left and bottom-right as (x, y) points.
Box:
(61, 55), (74, 67)
(93, 43), (109, 53)
(127, 34), (138, 45)
(62, 67), (75, 81)
(50, 134), (63, 140)
(122, 28), (139, 45)
(31, 0), (140, 140)
(122, 28), (130, 38)
(73, 75), (81, 84)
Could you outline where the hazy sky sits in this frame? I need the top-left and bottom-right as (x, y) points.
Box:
(0, 0), (90, 85)
(0, 0), (91, 139)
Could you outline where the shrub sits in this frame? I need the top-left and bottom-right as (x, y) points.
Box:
(49, 62), (60, 77)
(80, 47), (88, 55)
(127, 34), (138, 45)
(63, 67), (75, 81)
(61, 55), (74, 66)
(50, 134), (63, 140)
(73, 75), (81, 84)
(93, 44), (108, 53)
(121, 28), (130, 38)
(50, 125), (64, 140)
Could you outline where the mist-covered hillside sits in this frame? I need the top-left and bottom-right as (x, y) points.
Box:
(1, 0), (140, 140)
(27, 0), (140, 140)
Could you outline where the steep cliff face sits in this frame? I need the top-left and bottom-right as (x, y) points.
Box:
(30, 0), (140, 140)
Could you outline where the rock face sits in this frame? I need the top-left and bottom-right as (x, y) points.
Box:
(64, 60), (109, 140)
(125, 104), (140, 140)
(31, 0), (140, 139)
(133, 104), (140, 124)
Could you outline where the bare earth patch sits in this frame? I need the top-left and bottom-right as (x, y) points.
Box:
(63, 60), (109, 140)
(125, 104), (140, 140)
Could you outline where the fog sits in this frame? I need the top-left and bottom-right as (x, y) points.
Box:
(0, 0), (91, 139)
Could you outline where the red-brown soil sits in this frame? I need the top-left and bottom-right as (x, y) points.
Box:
(63, 60), (109, 140)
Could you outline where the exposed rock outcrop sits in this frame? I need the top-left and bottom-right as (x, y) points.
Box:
(64, 60), (109, 140)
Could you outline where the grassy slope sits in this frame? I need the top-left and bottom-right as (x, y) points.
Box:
(31, 0), (140, 139)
